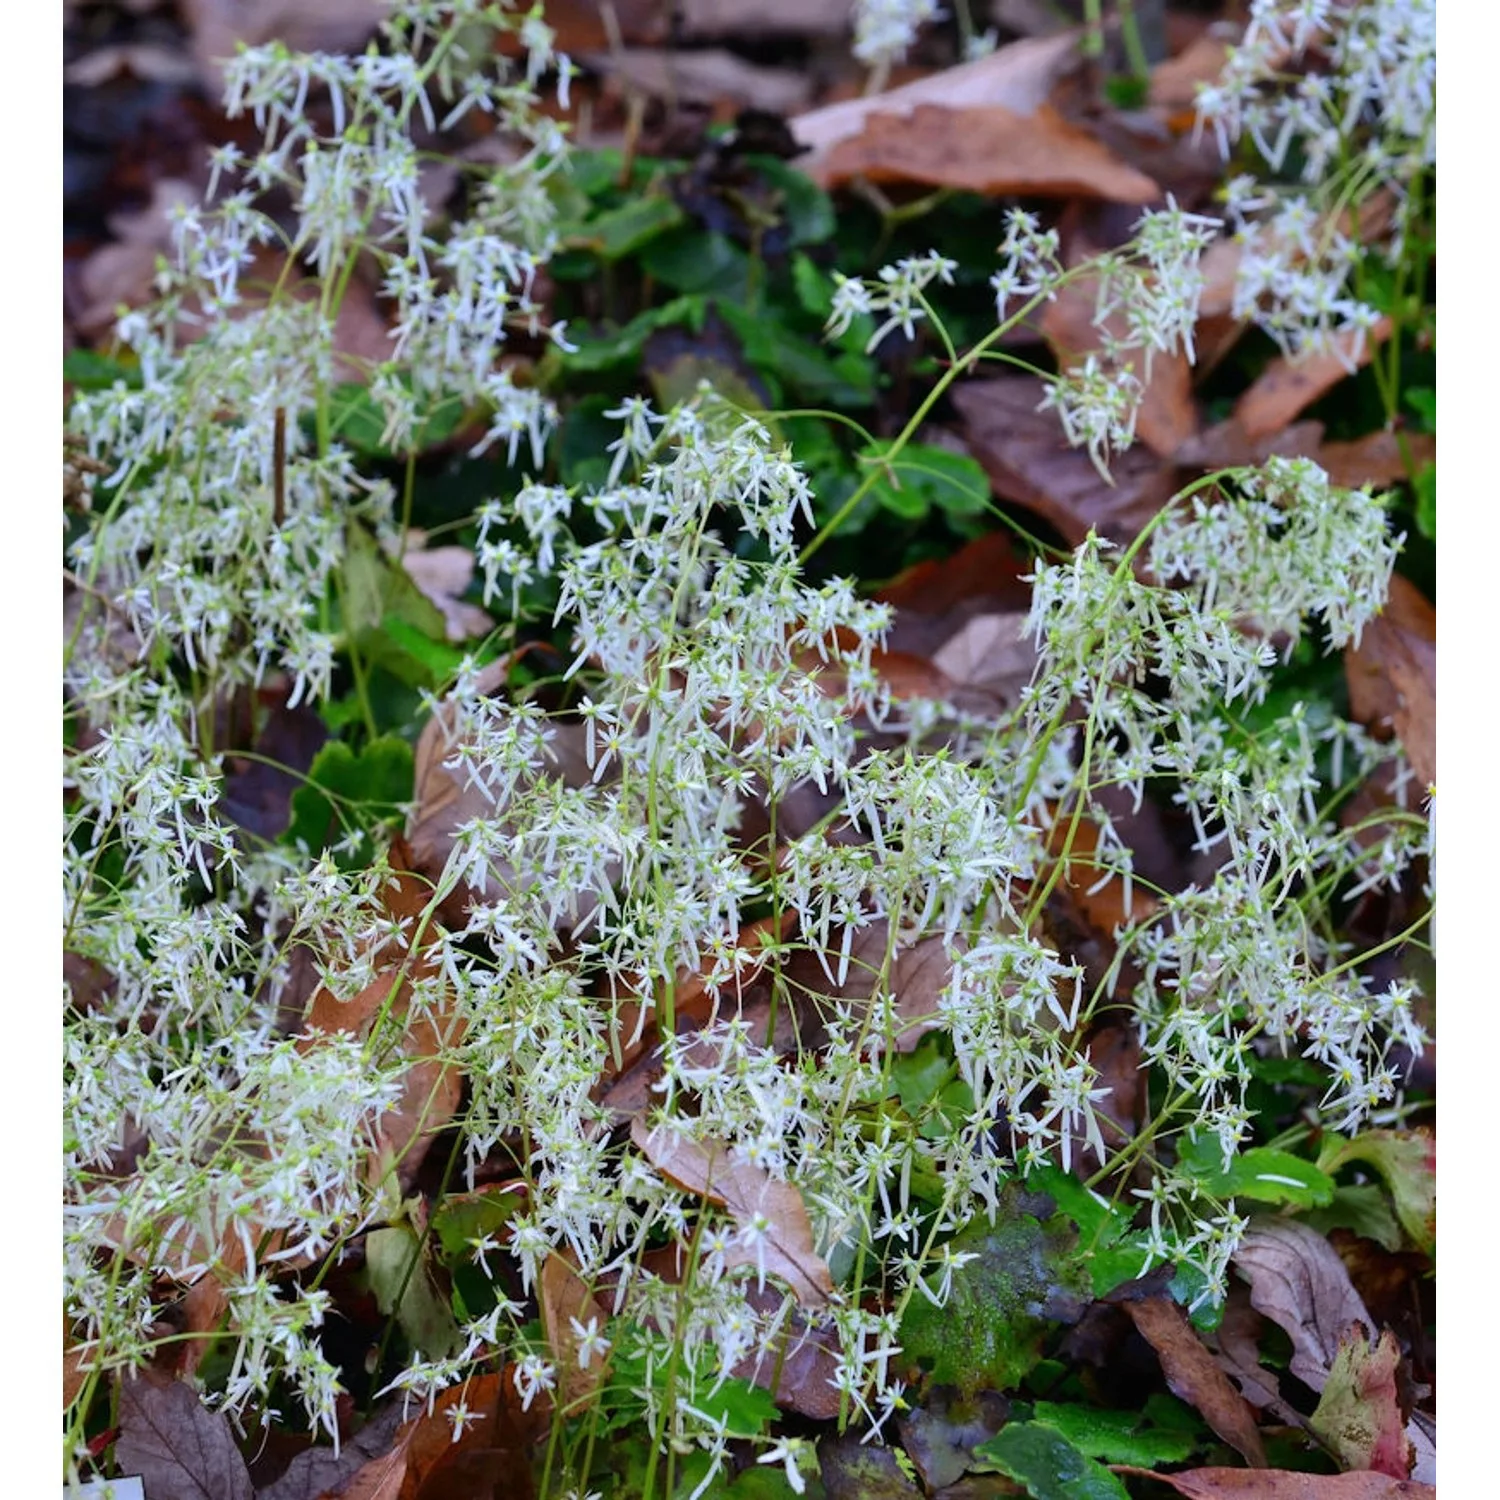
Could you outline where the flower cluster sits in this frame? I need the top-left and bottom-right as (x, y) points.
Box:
(851, 0), (946, 70)
(63, 1), (1432, 1493)
(1198, 0), (1436, 361)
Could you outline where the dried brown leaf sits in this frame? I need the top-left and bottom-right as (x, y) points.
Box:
(1119, 1294), (1267, 1467)
(1041, 243), (1198, 458)
(115, 1370), (255, 1500)
(929, 611), (1037, 703)
(1212, 1282), (1309, 1427)
(581, 47), (812, 113)
(952, 376), (1178, 548)
(182, 0), (386, 90)
(1234, 320), (1394, 440)
(257, 1405), (405, 1500)
(1316, 431), (1435, 491)
(1111, 1466), (1434, 1500)
(407, 660), (612, 930)
(630, 1117), (834, 1307)
(792, 31), (1082, 169)
(1231, 1219), (1375, 1394)
(817, 102), (1157, 202)
(539, 1250), (612, 1414)
(1343, 574), (1435, 790)
(876, 530), (1034, 615)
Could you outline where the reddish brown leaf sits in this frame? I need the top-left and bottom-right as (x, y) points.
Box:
(538, 1250), (612, 1415)
(791, 31), (1082, 172)
(1316, 431), (1435, 491)
(733, 1286), (845, 1419)
(407, 658), (611, 931)
(115, 1370), (255, 1500)
(1343, 574), (1435, 790)
(298, 861), (464, 1194)
(817, 102), (1158, 202)
(1112, 1466), (1435, 1499)
(630, 1117), (835, 1307)
(1234, 320), (1393, 440)
(952, 376), (1178, 548)
(876, 530), (1034, 615)
(1310, 1328), (1412, 1479)
(1041, 239), (1198, 459)
(1212, 1283), (1309, 1429)
(1119, 1294), (1267, 1467)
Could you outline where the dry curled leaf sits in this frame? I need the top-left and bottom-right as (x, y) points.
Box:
(631, 1117), (834, 1307)
(1231, 1219), (1375, 1394)
(407, 659), (614, 930)
(819, 101), (1159, 202)
(1041, 235), (1198, 459)
(1118, 1293), (1267, 1467)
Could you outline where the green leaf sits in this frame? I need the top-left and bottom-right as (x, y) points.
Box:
(325, 380), (466, 459)
(1177, 1131), (1335, 1209)
(972, 1422), (1130, 1500)
(858, 441), (991, 522)
(640, 228), (751, 296)
(561, 295), (706, 373)
(1414, 461), (1435, 540)
(342, 524), (456, 688)
(1022, 1166), (1133, 1253)
(1317, 1128), (1435, 1255)
(1404, 385), (1436, 431)
(750, 157), (835, 245)
(1301, 1183), (1405, 1253)
(431, 1185), (526, 1264)
(283, 735), (413, 863)
(565, 193), (687, 260)
(717, 302), (874, 407)
(696, 1377), (779, 1439)
(899, 1184), (1091, 1397)
(64, 349), (142, 391)
(1028, 1402), (1196, 1466)
(365, 1224), (463, 1360)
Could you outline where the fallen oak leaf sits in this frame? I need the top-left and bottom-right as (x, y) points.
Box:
(1114, 1292), (1267, 1467)
(630, 1116), (834, 1307)
(952, 375), (1179, 548)
(817, 103), (1159, 203)
(1110, 1467), (1435, 1499)
(257, 1404), (405, 1500)
(791, 30), (1083, 175)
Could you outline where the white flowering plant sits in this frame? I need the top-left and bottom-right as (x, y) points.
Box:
(64, 2), (1434, 1495)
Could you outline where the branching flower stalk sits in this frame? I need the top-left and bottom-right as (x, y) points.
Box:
(63, 1), (1432, 1494)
